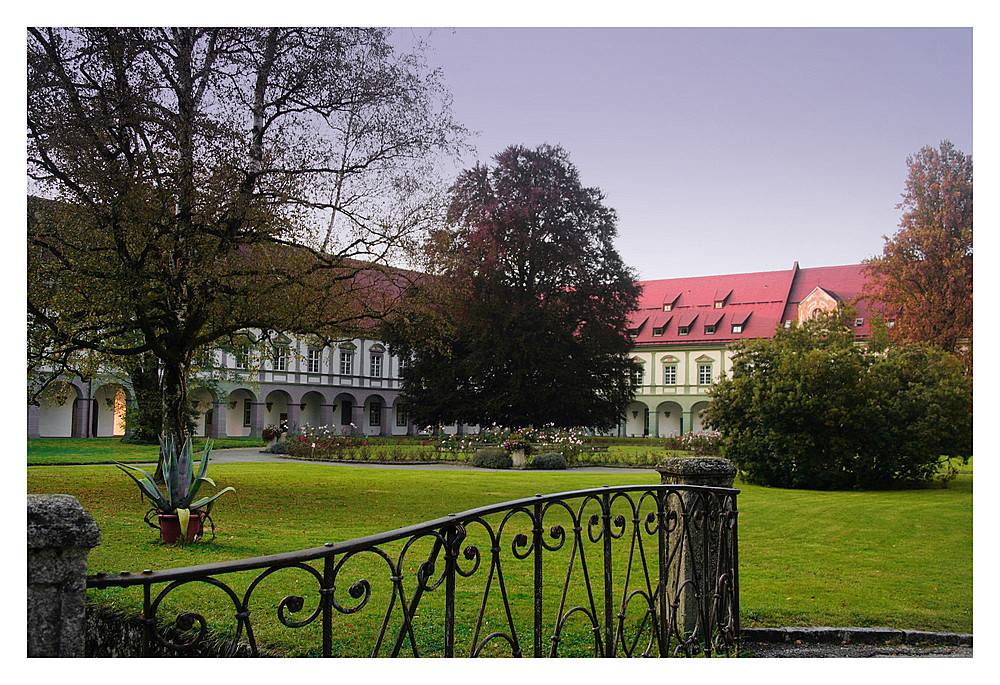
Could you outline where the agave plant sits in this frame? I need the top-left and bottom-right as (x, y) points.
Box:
(117, 435), (236, 540)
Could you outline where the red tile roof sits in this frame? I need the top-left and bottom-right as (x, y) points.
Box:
(629, 263), (872, 346)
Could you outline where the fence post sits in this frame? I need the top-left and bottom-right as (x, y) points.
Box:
(27, 494), (102, 657)
(655, 457), (736, 644)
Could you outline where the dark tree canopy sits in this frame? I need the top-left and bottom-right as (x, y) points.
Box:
(864, 141), (972, 365)
(383, 144), (641, 430)
(27, 27), (465, 446)
(704, 311), (972, 490)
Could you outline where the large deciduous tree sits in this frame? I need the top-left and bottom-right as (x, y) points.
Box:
(383, 144), (641, 430)
(704, 311), (972, 490)
(27, 27), (466, 451)
(863, 141), (972, 366)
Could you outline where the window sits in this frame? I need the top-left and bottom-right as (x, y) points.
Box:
(663, 365), (677, 385)
(678, 325), (690, 336)
(731, 323), (744, 334)
(855, 318), (865, 327)
(370, 354), (382, 378)
(663, 302), (673, 312)
(396, 405), (408, 427)
(704, 325), (716, 335)
(369, 401), (381, 426)
(698, 364), (713, 385)
(235, 346), (249, 369)
(714, 301), (723, 309)
(243, 399), (252, 427)
(632, 367), (644, 386)
(273, 346), (287, 371)
(340, 351), (353, 375)
(307, 348), (322, 373)
(652, 327), (664, 337)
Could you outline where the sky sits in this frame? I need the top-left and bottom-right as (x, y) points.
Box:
(390, 26), (973, 281)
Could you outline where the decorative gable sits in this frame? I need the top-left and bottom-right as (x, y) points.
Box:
(797, 286), (841, 322)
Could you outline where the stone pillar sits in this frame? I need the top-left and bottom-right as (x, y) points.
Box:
(211, 400), (227, 438)
(379, 405), (390, 437)
(352, 404), (365, 435)
(286, 402), (301, 433)
(249, 401), (265, 437)
(27, 403), (42, 439)
(655, 457), (737, 639)
(74, 397), (92, 438)
(319, 403), (335, 430)
(27, 494), (102, 657)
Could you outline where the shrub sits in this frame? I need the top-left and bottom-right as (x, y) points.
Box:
(527, 452), (567, 470)
(265, 441), (289, 454)
(706, 312), (972, 490)
(471, 447), (513, 469)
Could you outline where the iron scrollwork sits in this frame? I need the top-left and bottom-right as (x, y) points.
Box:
(88, 484), (739, 657)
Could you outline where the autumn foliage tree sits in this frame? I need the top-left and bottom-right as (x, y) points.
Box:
(383, 144), (641, 430)
(27, 28), (465, 451)
(863, 141), (972, 366)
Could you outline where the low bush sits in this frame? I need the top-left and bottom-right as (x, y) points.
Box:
(527, 452), (567, 470)
(265, 441), (289, 454)
(471, 448), (513, 469)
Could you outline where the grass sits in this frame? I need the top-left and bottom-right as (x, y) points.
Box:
(27, 437), (264, 466)
(26, 456), (972, 656)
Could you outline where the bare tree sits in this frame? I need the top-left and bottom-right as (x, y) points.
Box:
(27, 27), (467, 450)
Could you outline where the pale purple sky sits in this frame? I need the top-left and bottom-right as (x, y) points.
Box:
(392, 27), (973, 280)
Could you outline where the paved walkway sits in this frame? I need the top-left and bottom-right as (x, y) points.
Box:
(208, 447), (658, 473)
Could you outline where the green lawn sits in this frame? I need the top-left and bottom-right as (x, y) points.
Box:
(26, 437), (264, 465)
(26, 459), (972, 656)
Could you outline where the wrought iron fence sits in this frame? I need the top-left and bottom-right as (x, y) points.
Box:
(87, 483), (739, 657)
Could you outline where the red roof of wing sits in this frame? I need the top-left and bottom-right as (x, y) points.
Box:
(630, 263), (871, 346)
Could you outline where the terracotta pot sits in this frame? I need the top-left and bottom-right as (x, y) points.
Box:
(157, 512), (205, 544)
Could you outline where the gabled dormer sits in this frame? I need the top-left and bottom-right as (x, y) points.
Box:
(662, 292), (680, 312)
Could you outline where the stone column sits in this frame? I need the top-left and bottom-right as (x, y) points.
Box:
(655, 457), (737, 639)
(286, 402), (301, 433)
(249, 401), (265, 437)
(27, 403), (42, 439)
(319, 403), (335, 430)
(352, 404), (366, 435)
(27, 494), (102, 657)
(379, 405), (390, 437)
(211, 400), (227, 438)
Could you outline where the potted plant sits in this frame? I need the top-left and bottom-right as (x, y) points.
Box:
(117, 435), (237, 544)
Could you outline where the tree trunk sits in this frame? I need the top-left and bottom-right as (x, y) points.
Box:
(155, 355), (192, 481)
(125, 353), (163, 444)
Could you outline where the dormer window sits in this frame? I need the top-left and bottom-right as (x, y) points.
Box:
(652, 326), (665, 337)
(663, 303), (672, 312)
(678, 325), (690, 336)
(855, 318), (865, 327)
(731, 323), (744, 334)
(704, 324), (716, 335)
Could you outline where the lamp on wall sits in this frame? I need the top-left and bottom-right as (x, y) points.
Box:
(265, 402), (272, 412)
(631, 410), (639, 419)
(663, 411), (671, 418)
